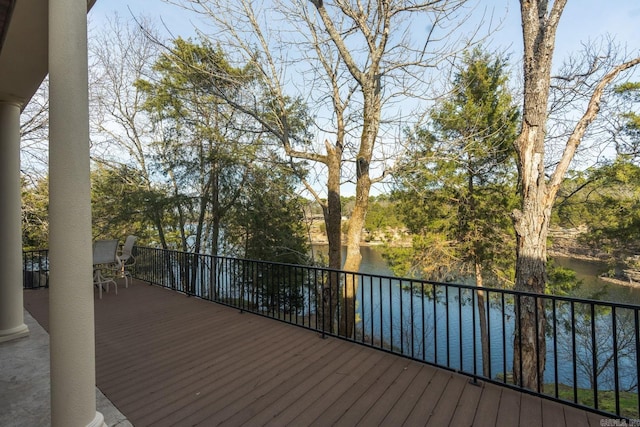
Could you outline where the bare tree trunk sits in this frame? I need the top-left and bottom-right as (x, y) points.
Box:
(342, 189), (367, 337)
(512, 202), (549, 390)
(322, 145), (342, 334)
(512, 121), (551, 389)
(512, 75), (552, 388)
(512, 0), (565, 390)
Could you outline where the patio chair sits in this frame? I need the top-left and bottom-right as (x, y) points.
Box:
(116, 235), (137, 288)
(93, 239), (120, 299)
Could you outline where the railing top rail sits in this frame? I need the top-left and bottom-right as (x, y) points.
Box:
(135, 245), (640, 311)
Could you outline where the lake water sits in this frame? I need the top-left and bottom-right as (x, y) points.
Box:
(313, 244), (640, 306)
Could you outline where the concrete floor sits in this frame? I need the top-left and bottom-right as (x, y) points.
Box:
(0, 310), (132, 427)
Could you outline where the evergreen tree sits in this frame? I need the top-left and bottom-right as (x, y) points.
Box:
(614, 82), (640, 159)
(21, 177), (49, 250)
(225, 159), (310, 314)
(135, 38), (258, 256)
(392, 48), (520, 376)
(392, 48), (520, 285)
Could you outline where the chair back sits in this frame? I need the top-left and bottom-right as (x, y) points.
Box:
(122, 235), (137, 257)
(93, 240), (119, 265)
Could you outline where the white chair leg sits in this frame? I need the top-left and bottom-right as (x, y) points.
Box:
(94, 269), (103, 299)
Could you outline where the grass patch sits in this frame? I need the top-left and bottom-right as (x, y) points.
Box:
(546, 383), (638, 419)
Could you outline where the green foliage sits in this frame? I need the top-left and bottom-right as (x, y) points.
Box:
(546, 259), (582, 296)
(135, 37), (255, 120)
(615, 81), (640, 157)
(90, 164), (160, 244)
(21, 177), (49, 250)
(554, 158), (640, 257)
(225, 159), (309, 265)
(553, 384), (638, 419)
(81, 36), (314, 265)
(589, 159), (640, 251)
(381, 246), (419, 278)
(390, 48), (520, 286)
(364, 197), (402, 233)
(551, 170), (591, 228)
(227, 162), (309, 314)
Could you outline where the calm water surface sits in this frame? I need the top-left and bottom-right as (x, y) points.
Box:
(313, 244), (640, 306)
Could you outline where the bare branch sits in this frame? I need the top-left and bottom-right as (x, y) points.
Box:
(548, 56), (640, 199)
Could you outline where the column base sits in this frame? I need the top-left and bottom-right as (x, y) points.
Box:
(0, 323), (29, 343)
(86, 411), (106, 427)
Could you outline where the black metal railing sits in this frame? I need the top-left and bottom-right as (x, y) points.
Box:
(24, 246), (640, 419)
(23, 249), (49, 289)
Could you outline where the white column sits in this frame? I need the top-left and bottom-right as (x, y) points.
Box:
(0, 101), (29, 343)
(48, 0), (104, 426)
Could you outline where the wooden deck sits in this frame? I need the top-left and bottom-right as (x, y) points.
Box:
(24, 280), (606, 426)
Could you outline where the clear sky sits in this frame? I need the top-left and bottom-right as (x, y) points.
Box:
(89, 0), (640, 67)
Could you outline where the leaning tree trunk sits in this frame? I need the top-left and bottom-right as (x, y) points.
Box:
(341, 183), (368, 338)
(341, 134), (374, 338)
(513, 0), (640, 391)
(340, 76), (380, 338)
(309, 0), (385, 338)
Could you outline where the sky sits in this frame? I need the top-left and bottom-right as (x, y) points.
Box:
(89, 0), (640, 66)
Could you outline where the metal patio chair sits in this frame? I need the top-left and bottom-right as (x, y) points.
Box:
(116, 235), (137, 288)
(93, 239), (120, 299)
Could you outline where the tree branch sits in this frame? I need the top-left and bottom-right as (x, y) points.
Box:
(547, 57), (640, 201)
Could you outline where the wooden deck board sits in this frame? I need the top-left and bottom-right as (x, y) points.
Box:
(333, 357), (413, 426)
(144, 331), (341, 426)
(519, 393), (543, 427)
(251, 346), (380, 426)
(131, 330), (321, 425)
(472, 383), (502, 427)
(562, 403), (590, 426)
(381, 365), (436, 426)
(22, 281), (613, 427)
(307, 353), (398, 426)
(424, 373), (469, 425)
(449, 379), (484, 426)
(541, 400), (568, 427)
(354, 360), (424, 426)
(496, 383), (522, 426)
(209, 341), (365, 426)
(402, 369), (452, 425)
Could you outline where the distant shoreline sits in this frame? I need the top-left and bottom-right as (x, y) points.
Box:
(311, 240), (640, 287)
(548, 250), (640, 289)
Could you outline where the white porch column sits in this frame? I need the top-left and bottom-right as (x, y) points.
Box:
(0, 101), (29, 343)
(49, 0), (104, 426)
